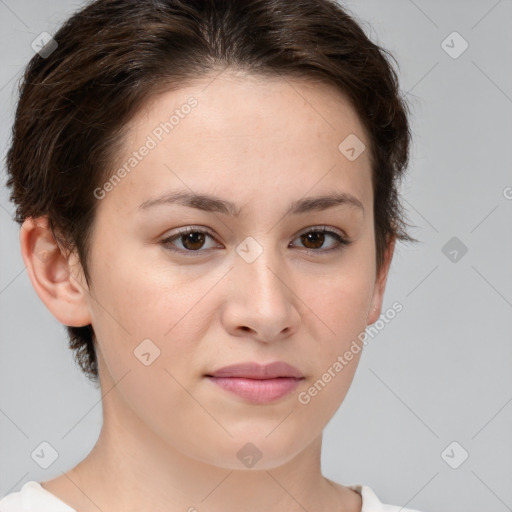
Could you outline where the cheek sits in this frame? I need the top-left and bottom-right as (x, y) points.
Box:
(301, 260), (374, 337)
(88, 243), (191, 332)
(294, 274), (371, 417)
(88, 262), (205, 427)
(86, 250), (219, 381)
(295, 257), (374, 401)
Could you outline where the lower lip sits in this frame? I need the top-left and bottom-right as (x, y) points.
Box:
(206, 376), (302, 404)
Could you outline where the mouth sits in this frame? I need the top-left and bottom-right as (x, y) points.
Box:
(204, 361), (305, 404)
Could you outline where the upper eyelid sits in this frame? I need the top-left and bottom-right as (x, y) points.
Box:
(165, 225), (348, 239)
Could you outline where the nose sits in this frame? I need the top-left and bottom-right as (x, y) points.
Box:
(222, 244), (301, 343)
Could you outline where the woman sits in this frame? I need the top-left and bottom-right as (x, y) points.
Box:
(1, 0), (421, 510)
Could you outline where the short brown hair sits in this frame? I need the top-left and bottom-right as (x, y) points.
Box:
(5, 0), (416, 384)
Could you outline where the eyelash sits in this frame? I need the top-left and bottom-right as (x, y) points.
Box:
(160, 226), (352, 257)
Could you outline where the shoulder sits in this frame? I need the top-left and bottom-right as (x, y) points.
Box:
(0, 481), (76, 512)
(347, 484), (425, 512)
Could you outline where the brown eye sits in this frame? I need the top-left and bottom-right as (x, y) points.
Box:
(300, 231), (326, 250)
(180, 231), (207, 250)
(161, 228), (219, 255)
(291, 227), (350, 254)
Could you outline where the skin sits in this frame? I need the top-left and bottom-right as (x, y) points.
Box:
(20, 69), (395, 512)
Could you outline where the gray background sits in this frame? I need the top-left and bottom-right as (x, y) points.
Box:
(1, 1), (511, 511)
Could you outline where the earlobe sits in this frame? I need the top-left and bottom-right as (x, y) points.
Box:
(19, 216), (92, 327)
(366, 236), (396, 325)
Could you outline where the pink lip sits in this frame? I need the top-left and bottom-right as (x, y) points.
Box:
(207, 361), (304, 379)
(205, 361), (304, 404)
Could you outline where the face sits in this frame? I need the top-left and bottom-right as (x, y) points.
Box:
(71, 70), (392, 469)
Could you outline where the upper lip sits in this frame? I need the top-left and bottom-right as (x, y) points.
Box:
(206, 361), (304, 379)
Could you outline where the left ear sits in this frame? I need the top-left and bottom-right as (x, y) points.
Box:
(367, 236), (396, 325)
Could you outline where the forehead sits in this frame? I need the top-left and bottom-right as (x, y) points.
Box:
(143, 71), (369, 146)
(98, 70), (373, 218)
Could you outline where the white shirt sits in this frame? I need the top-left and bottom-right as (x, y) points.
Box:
(0, 480), (423, 511)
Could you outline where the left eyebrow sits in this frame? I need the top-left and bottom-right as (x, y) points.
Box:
(137, 190), (364, 216)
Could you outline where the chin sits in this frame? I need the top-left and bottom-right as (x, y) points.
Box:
(190, 431), (313, 471)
